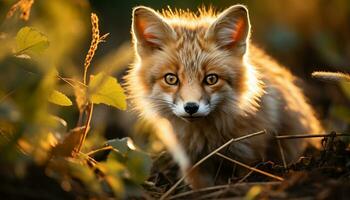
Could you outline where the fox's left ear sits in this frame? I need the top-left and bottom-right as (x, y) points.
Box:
(206, 5), (250, 55)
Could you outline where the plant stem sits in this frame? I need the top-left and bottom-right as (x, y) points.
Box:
(275, 133), (350, 140)
(75, 103), (94, 154)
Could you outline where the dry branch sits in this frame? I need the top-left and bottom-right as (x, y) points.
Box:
(275, 133), (350, 140)
(215, 153), (284, 181)
(312, 71), (350, 82)
(169, 182), (280, 200)
(273, 132), (287, 169)
(160, 130), (266, 200)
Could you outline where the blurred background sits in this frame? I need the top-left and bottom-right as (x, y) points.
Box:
(0, 0), (349, 156)
(89, 0), (350, 141)
(1, 0), (350, 151)
(0, 0), (350, 198)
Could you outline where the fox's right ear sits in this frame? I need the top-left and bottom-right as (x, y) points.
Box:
(132, 6), (175, 54)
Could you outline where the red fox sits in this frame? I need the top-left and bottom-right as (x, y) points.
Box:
(125, 5), (323, 186)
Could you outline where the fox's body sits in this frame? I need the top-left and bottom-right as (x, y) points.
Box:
(126, 5), (323, 186)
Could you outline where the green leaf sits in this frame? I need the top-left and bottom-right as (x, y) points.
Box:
(88, 72), (126, 110)
(47, 115), (67, 133)
(107, 138), (129, 154)
(106, 137), (152, 184)
(15, 27), (50, 55)
(67, 159), (103, 194)
(48, 157), (103, 195)
(98, 159), (125, 197)
(126, 150), (152, 184)
(330, 105), (350, 123)
(48, 90), (72, 106)
(340, 81), (350, 99)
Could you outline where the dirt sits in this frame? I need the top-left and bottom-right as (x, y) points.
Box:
(145, 133), (350, 199)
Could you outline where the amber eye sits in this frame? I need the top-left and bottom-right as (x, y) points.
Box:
(204, 74), (218, 85)
(164, 73), (178, 85)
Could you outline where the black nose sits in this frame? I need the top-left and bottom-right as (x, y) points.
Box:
(184, 102), (199, 115)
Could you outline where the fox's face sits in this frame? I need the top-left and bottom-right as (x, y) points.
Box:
(129, 5), (259, 121)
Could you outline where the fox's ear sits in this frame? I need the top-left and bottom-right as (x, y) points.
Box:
(206, 5), (250, 55)
(132, 6), (175, 54)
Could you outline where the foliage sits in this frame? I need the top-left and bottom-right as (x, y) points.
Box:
(0, 0), (350, 199)
(48, 90), (73, 107)
(0, 0), (150, 199)
(15, 26), (50, 56)
(89, 72), (127, 110)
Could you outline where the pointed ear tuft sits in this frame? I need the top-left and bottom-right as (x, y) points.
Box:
(132, 6), (175, 54)
(206, 5), (250, 55)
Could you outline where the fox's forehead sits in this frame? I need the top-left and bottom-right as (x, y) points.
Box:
(169, 26), (210, 79)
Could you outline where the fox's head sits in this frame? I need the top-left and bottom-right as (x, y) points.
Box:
(127, 5), (262, 121)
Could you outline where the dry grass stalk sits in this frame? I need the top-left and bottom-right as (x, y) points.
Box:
(75, 103), (94, 154)
(169, 182), (280, 200)
(237, 170), (255, 183)
(215, 153), (284, 181)
(312, 71), (350, 82)
(273, 132), (287, 169)
(86, 145), (113, 156)
(6, 0), (34, 21)
(76, 13), (108, 154)
(83, 13), (109, 84)
(160, 130), (266, 200)
(275, 133), (350, 140)
(83, 13), (99, 84)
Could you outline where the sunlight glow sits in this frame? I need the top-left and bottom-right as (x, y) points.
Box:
(155, 117), (190, 172)
(238, 55), (264, 114)
(126, 138), (136, 150)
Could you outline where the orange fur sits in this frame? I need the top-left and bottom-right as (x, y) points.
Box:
(125, 5), (323, 187)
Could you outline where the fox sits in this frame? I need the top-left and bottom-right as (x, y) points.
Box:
(125, 5), (324, 187)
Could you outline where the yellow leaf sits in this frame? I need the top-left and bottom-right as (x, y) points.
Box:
(16, 27), (49, 55)
(51, 127), (85, 157)
(48, 90), (72, 106)
(245, 186), (262, 200)
(340, 81), (350, 100)
(88, 73), (126, 110)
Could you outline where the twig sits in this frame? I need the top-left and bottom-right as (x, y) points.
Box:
(312, 71), (350, 82)
(169, 185), (231, 199)
(86, 145), (113, 156)
(216, 153), (284, 181)
(57, 75), (87, 88)
(273, 132), (287, 169)
(275, 133), (350, 140)
(160, 130), (266, 200)
(214, 147), (229, 184)
(169, 182), (280, 200)
(79, 152), (98, 165)
(237, 170), (254, 183)
(0, 89), (16, 103)
(75, 103), (94, 154)
(197, 189), (231, 200)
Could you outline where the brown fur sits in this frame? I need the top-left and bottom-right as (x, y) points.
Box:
(125, 5), (323, 187)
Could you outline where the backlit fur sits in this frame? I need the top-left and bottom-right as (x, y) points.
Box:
(125, 5), (323, 187)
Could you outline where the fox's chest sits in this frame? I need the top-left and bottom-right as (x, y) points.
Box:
(172, 117), (270, 164)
